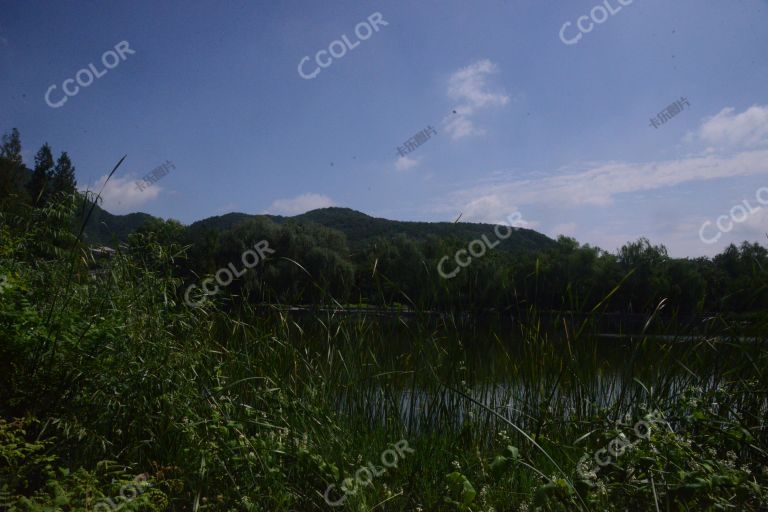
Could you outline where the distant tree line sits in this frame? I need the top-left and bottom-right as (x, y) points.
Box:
(138, 212), (767, 316)
(2, 127), (766, 315)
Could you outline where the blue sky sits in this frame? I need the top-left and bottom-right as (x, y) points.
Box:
(1, 0), (767, 256)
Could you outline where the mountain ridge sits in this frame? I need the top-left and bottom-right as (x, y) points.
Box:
(84, 205), (557, 253)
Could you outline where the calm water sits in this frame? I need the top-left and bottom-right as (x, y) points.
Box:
(270, 312), (763, 433)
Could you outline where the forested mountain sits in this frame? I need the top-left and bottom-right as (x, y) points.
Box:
(82, 204), (156, 246)
(292, 207), (554, 252)
(87, 205), (556, 254)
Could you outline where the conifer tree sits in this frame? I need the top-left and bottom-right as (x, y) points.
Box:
(0, 128), (22, 165)
(0, 128), (27, 201)
(51, 151), (77, 196)
(28, 143), (54, 205)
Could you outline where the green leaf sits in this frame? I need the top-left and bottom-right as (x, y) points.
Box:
(446, 471), (476, 505)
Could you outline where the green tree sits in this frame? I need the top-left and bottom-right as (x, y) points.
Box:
(666, 259), (706, 313)
(0, 128), (28, 207)
(616, 237), (670, 311)
(303, 246), (355, 303)
(0, 128), (22, 165)
(27, 143), (54, 206)
(51, 151), (77, 196)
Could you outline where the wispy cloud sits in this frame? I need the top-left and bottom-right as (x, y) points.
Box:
(437, 105), (768, 238)
(395, 155), (420, 171)
(82, 174), (160, 214)
(265, 193), (335, 216)
(447, 150), (768, 223)
(442, 59), (509, 139)
(447, 60), (509, 109)
(693, 105), (768, 150)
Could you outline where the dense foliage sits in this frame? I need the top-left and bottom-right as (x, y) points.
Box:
(5, 128), (766, 316)
(1, 130), (767, 510)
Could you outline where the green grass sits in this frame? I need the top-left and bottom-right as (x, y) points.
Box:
(1, 194), (767, 511)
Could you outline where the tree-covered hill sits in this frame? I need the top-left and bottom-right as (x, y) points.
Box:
(85, 205), (557, 254)
(290, 207), (555, 253)
(199, 207), (553, 252)
(82, 204), (157, 246)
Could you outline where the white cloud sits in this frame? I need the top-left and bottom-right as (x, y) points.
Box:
(265, 193), (335, 216)
(395, 155), (420, 171)
(551, 222), (578, 237)
(443, 59), (509, 140)
(695, 105), (768, 150)
(447, 60), (509, 109)
(396, 104), (768, 256)
(434, 105), (768, 236)
(658, 204), (768, 257)
(443, 113), (482, 139)
(82, 174), (161, 214)
(445, 149), (768, 223)
(719, 201), (768, 243)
